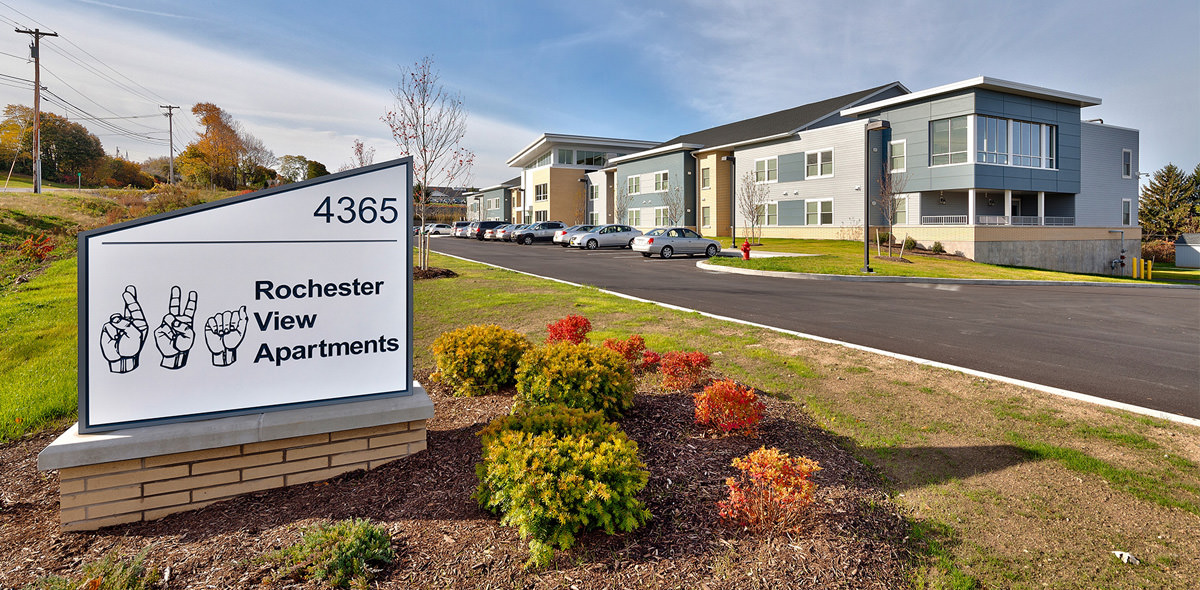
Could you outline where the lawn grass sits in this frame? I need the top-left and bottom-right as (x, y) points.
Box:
(707, 238), (1149, 282)
(0, 173), (76, 190)
(1146, 262), (1200, 283)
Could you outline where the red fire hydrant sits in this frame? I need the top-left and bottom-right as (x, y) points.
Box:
(740, 239), (751, 260)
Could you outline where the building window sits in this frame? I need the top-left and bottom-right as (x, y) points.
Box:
(654, 171), (669, 191)
(576, 150), (606, 166)
(893, 195), (907, 225)
(588, 185), (599, 200)
(702, 206), (711, 227)
(628, 209), (641, 226)
(805, 150), (833, 178)
(1012, 120), (1044, 168)
(627, 176), (641, 195)
(930, 116), (968, 165)
(889, 140), (906, 172)
(976, 116), (1008, 164)
(755, 157), (778, 182)
(655, 206), (669, 226)
(1122, 199), (1131, 225)
(557, 148), (573, 165)
(528, 151), (551, 169)
(588, 211), (600, 225)
(756, 202), (778, 226)
(535, 183), (548, 201)
(1122, 149), (1133, 178)
(806, 199), (832, 225)
(535, 210), (548, 222)
(701, 167), (711, 189)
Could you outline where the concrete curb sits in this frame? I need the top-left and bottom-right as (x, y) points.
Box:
(430, 248), (1200, 428)
(696, 260), (1200, 289)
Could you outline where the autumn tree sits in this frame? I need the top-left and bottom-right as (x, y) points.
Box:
(0, 105), (103, 181)
(736, 172), (770, 244)
(382, 56), (474, 270)
(186, 102), (244, 189)
(338, 139), (376, 172)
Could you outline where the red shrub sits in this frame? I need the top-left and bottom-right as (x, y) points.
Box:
(602, 334), (660, 373)
(659, 350), (712, 390)
(718, 446), (821, 533)
(18, 233), (55, 261)
(546, 314), (592, 344)
(693, 379), (764, 434)
(640, 350), (661, 373)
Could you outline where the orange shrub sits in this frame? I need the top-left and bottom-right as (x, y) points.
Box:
(718, 446), (821, 533)
(659, 351), (712, 390)
(602, 334), (660, 373)
(693, 379), (764, 434)
(546, 314), (592, 344)
(17, 233), (55, 261)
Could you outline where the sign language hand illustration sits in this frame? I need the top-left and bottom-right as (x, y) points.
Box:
(153, 286), (198, 369)
(205, 306), (248, 366)
(100, 285), (149, 373)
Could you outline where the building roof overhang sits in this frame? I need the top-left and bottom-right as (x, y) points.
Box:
(505, 133), (660, 168)
(841, 76), (1101, 117)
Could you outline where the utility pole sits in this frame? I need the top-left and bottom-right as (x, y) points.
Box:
(160, 105), (178, 184)
(15, 27), (58, 194)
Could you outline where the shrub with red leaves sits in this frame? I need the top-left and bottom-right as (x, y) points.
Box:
(18, 233), (55, 261)
(546, 314), (592, 344)
(640, 350), (661, 372)
(603, 334), (663, 373)
(693, 379), (764, 434)
(718, 446), (821, 533)
(659, 350), (712, 390)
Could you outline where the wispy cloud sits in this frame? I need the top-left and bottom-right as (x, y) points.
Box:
(74, 0), (195, 20)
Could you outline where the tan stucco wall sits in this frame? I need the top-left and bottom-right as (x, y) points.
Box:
(697, 151), (732, 237)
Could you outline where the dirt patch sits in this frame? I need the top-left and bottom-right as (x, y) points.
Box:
(414, 266), (459, 280)
(0, 371), (913, 589)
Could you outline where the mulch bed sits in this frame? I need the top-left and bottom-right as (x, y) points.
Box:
(0, 372), (913, 589)
(414, 267), (458, 280)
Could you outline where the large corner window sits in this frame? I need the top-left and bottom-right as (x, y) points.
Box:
(806, 199), (833, 225)
(528, 151), (551, 169)
(557, 148), (573, 165)
(534, 183), (548, 201)
(805, 150), (833, 178)
(654, 171), (670, 191)
(976, 116), (1008, 164)
(755, 157), (779, 182)
(889, 140), (906, 172)
(930, 116), (968, 165)
(975, 116), (1057, 169)
(1012, 121), (1044, 168)
(576, 151), (606, 166)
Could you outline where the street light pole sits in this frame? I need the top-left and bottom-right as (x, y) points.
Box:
(862, 119), (890, 273)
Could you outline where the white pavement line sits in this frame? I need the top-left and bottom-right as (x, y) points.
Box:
(430, 249), (1200, 428)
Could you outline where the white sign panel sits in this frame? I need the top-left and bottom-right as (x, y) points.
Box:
(79, 159), (413, 432)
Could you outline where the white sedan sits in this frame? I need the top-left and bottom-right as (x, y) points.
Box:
(632, 227), (722, 258)
(568, 224), (643, 249)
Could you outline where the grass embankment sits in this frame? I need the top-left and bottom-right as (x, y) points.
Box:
(707, 238), (1157, 283)
(1148, 262), (1200, 283)
(0, 173), (75, 190)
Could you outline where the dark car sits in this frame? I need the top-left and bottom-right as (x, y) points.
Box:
(469, 220), (505, 240)
(511, 221), (566, 245)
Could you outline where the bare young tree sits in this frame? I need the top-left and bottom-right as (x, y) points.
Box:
(337, 138), (376, 172)
(876, 170), (909, 257)
(614, 182), (633, 225)
(661, 184), (686, 227)
(382, 56), (474, 270)
(737, 171), (770, 244)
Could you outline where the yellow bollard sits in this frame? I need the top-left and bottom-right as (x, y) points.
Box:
(1147, 259), (1153, 281)
(1132, 257), (1141, 279)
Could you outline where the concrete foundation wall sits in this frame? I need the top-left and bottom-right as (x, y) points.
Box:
(975, 238), (1130, 275)
(55, 419), (426, 531)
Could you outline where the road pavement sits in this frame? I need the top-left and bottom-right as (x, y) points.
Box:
(429, 237), (1200, 420)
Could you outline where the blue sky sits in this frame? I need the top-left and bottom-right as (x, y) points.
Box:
(1, 0), (1197, 185)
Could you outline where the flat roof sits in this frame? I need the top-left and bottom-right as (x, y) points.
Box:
(840, 76), (1101, 117)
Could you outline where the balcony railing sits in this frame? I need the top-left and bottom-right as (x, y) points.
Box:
(919, 215), (1076, 226)
(1043, 216), (1075, 226)
(920, 215), (969, 225)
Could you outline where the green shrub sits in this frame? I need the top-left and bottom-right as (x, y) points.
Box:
(515, 341), (635, 418)
(475, 405), (650, 567)
(931, 241), (946, 254)
(432, 324), (530, 396)
(264, 518), (394, 589)
(903, 235), (917, 251)
(28, 547), (160, 590)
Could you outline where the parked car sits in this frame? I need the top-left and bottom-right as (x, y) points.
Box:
(501, 224), (528, 242)
(452, 221), (471, 237)
(483, 224), (510, 240)
(468, 220), (505, 240)
(495, 224), (519, 241)
(553, 224), (597, 247)
(632, 227), (721, 258)
(511, 221), (566, 245)
(569, 224), (643, 249)
(425, 223), (453, 235)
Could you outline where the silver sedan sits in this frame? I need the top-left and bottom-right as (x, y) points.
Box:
(632, 227), (722, 258)
(569, 224), (643, 249)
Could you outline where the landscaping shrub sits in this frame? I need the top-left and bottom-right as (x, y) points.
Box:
(641, 350), (661, 372)
(602, 334), (660, 373)
(475, 404), (650, 567)
(546, 313), (592, 344)
(17, 233), (55, 261)
(432, 324), (530, 396)
(515, 341), (635, 418)
(931, 241), (946, 254)
(29, 547), (160, 590)
(903, 235), (917, 251)
(1141, 239), (1175, 263)
(659, 350), (712, 390)
(718, 447), (822, 533)
(264, 518), (394, 589)
(693, 379), (765, 434)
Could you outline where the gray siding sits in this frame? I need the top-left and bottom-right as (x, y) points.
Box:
(1077, 123), (1139, 227)
(481, 186), (509, 220)
(616, 151), (697, 227)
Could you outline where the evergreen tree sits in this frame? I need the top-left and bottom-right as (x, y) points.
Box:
(1139, 163), (1193, 239)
